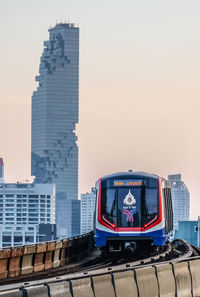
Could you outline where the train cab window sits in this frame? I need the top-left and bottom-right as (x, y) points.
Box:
(117, 188), (142, 227)
(143, 188), (158, 226)
(145, 189), (158, 215)
(101, 188), (117, 226)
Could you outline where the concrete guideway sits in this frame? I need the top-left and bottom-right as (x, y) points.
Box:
(0, 235), (199, 296)
(0, 232), (94, 282)
(0, 257), (200, 297)
(0, 238), (190, 286)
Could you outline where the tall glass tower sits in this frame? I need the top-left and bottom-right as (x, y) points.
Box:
(168, 174), (190, 231)
(31, 23), (79, 237)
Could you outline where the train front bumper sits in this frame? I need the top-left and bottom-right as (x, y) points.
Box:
(94, 228), (166, 247)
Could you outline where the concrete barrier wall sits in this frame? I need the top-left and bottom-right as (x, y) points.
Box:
(1, 257), (200, 297)
(0, 232), (94, 280)
(156, 263), (176, 296)
(189, 259), (200, 297)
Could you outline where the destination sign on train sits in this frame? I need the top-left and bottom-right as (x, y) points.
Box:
(114, 180), (143, 187)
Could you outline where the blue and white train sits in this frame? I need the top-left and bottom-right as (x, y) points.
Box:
(94, 171), (173, 252)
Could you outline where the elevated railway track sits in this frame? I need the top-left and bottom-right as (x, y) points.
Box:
(0, 232), (200, 296)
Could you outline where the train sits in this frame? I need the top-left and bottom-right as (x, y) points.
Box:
(94, 171), (173, 252)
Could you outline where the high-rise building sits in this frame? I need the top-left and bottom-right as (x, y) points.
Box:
(31, 23), (79, 237)
(168, 174), (190, 230)
(81, 189), (96, 234)
(0, 182), (56, 248)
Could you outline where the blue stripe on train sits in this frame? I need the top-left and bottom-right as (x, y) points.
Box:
(94, 228), (166, 246)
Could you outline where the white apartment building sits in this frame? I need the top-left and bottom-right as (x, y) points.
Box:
(81, 189), (96, 234)
(0, 182), (56, 248)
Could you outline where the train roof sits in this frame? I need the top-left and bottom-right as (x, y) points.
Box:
(101, 171), (159, 180)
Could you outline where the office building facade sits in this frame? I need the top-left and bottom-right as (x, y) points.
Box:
(68, 199), (80, 237)
(31, 23), (79, 237)
(168, 174), (190, 230)
(0, 182), (56, 247)
(81, 189), (96, 234)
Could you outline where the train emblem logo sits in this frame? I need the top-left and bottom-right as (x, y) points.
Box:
(123, 190), (136, 206)
(123, 190), (136, 222)
(123, 209), (136, 222)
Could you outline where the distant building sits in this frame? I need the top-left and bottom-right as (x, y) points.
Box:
(63, 199), (80, 238)
(31, 23), (79, 238)
(0, 182), (56, 248)
(0, 158), (4, 183)
(81, 189), (96, 234)
(174, 217), (200, 247)
(38, 223), (57, 242)
(168, 174), (190, 230)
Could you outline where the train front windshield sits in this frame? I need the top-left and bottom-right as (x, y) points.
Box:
(101, 180), (159, 228)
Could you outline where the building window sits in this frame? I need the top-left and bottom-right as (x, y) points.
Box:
(14, 236), (23, 243)
(29, 209), (38, 212)
(25, 236), (34, 243)
(29, 214), (38, 217)
(28, 195), (39, 198)
(2, 236), (11, 242)
(17, 185), (27, 188)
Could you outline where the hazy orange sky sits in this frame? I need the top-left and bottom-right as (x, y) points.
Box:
(0, 0), (200, 219)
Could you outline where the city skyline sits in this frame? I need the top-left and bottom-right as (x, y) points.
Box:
(0, 0), (200, 220)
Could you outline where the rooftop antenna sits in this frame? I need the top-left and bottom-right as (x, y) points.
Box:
(179, 165), (181, 175)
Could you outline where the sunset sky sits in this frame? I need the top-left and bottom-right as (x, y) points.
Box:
(0, 0), (200, 219)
